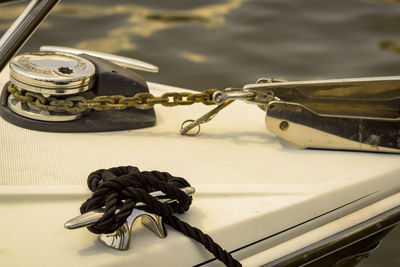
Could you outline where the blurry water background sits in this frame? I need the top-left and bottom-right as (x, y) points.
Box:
(1, 0), (399, 266)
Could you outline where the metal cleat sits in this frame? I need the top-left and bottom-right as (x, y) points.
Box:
(64, 186), (195, 251)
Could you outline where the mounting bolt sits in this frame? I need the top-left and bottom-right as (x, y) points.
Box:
(268, 104), (276, 111)
(279, 121), (289, 130)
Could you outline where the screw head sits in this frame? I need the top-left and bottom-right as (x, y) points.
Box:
(279, 121), (289, 130)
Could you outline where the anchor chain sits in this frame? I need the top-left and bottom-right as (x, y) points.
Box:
(7, 83), (218, 114)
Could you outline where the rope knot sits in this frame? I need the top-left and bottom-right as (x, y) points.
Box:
(80, 166), (191, 234)
(78, 166), (241, 266)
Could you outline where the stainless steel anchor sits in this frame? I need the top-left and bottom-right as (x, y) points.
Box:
(181, 76), (400, 153)
(64, 186), (195, 251)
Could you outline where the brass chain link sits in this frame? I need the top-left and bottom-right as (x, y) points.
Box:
(7, 84), (218, 114)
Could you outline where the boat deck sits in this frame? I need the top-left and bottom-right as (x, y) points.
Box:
(1, 68), (399, 266)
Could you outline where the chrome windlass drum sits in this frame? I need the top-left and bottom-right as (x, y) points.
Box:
(8, 52), (96, 122)
(10, 52), (96, 96)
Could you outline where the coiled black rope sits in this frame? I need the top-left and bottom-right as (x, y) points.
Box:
(80, 166), (241, 267)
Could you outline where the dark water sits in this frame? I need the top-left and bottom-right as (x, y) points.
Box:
(1, 0), (400, 266)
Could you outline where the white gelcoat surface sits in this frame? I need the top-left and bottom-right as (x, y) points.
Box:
(0, 67), (399, 266)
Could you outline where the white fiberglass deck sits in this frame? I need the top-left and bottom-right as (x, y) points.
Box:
(0, 68), (399, 266)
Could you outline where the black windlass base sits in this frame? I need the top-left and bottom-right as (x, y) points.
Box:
(0, 55), (156, 133)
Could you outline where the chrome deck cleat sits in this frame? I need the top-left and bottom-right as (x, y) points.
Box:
(64, 186), (195, 251)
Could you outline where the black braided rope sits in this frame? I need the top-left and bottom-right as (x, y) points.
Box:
(80, 166), (241, 267)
